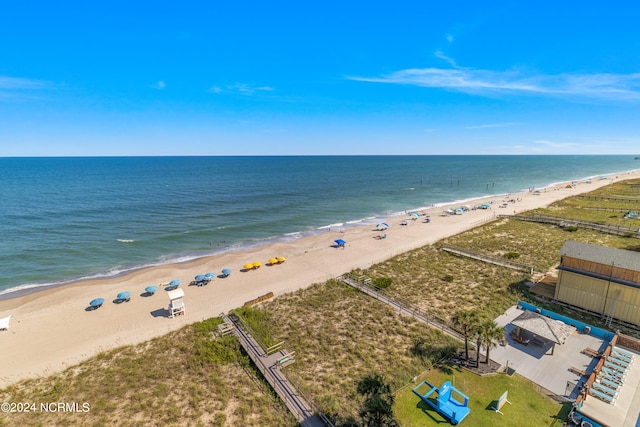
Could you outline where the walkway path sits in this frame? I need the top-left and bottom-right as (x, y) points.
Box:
(220, 312), (330, 427)
(339, 275), (465, 342)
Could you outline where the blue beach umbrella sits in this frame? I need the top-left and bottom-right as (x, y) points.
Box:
(117, 291), (131, 302)
(334, 239), (346, 247)
(169, 280), (181, 287)
(194, 275), (206, 282)
(204, 272), (215, 280)
(89, 298), (104, 309)
(221, 269), (231, 277)
(381, 223), (389, 228)
(145, 285), (158, 295)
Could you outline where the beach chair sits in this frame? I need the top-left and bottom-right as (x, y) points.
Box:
(596, 376), (620, 391)
(0, 315), (10, 331)
(607, 354), (631, 368)
(609, 351), (632, 364)
(604, 360), (627, 374)
(588, 386), (615, 404)
(601, 367), (625, 383)
(591, 382), (618, 399)
(612, 347), (634, 361)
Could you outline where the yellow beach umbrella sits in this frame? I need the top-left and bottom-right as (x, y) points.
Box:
(277, 256), (286, 263)
(253, 261), (262, 268)
(269, 258), (278, 265)
(244, 263), (254, 270)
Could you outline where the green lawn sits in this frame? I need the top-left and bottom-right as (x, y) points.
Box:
(394, 364), (571, 427)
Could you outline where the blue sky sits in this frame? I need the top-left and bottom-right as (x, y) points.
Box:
(2, 1), (640, 156)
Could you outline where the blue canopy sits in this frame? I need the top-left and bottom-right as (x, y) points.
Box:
(204, 272), (215, 280)
(145, 285), (158, 294)
(334, 239), (346, 246)
(221, 269), (231, 276)
(381, 222), (389, 228)
(117, 291), (131, 300)
(169, 279), (181, 287)
(194, 275), (206, 281)
(89, 298), (104, 308)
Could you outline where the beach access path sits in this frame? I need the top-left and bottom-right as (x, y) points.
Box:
(0, 170), (638, 388)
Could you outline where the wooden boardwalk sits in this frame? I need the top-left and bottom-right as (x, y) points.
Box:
(339, 275), (465, 343)
(511, 213), (640, 238)
(220, 313), (330, 427)
(441, 243), (534, 274)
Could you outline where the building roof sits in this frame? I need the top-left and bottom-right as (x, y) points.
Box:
(511, 310), (576, 345)
(559, 240), (640, 272)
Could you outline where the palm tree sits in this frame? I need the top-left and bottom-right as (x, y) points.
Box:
(478, 320), (505, 364)
(356, 374), (399, 427)
(452, 309), (479, 361)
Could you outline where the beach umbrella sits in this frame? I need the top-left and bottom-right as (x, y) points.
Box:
(221, 268), (232, 276)
(89, 298), (104, 309)
(276, 256), (286, 263)
(411, 213), (420, 219)
(145, 285), (158, 295)
(169, 279), (181, 287)
(244, 263), (254, 270)
(253, 261), (262, 268)
(117, 291), (131, 302)
(334, 239), (346, 247)
(204, 272), (215, 280)
(194, 274), (206, 282)
(381, 223), (389, 228)
(269, 258), (278, 265)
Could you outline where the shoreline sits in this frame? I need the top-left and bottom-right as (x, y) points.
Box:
(1, 168), (636, 301)
(0, 169), (639, 388)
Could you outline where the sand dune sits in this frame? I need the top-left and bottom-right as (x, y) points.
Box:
(0, 171), (638, 388)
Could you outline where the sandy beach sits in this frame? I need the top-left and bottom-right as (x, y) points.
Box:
(1, 170), (639, 388)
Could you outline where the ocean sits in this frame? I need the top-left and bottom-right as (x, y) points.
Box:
(1, 155), (637, 297)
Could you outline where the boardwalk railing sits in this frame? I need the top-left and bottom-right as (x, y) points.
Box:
(221, 312), (332, 427)
(512, 213), (640, 238)
(576, 195), (640, 204)
(339, 275), (465, 343)
(440, 244), (534, 274)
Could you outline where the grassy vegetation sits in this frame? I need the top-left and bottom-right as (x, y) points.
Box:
(241, 280), (460, 424)
(0, 318), (298, 427)
(1, 178), (638, 426)
(394, 365), (571, 427)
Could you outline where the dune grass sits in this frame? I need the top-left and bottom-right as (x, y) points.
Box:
(1, 178), (638, 426)
(0, 318), (298, 427)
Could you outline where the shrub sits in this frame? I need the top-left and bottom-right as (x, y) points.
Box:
(373, 277), (392, 288)
(443, 274), (454, 282)
(504, 252), (520, 259)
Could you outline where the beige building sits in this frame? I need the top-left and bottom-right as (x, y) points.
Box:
(554, 240), (640, 326)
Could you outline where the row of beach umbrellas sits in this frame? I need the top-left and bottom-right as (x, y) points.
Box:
(89, 257), (283, 309)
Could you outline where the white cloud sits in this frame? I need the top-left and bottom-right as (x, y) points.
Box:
(434, 50), (459, 68)
(349, 63), (640, 101)
(0, 76), (49, 99)
(209, 83), (274, 95)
